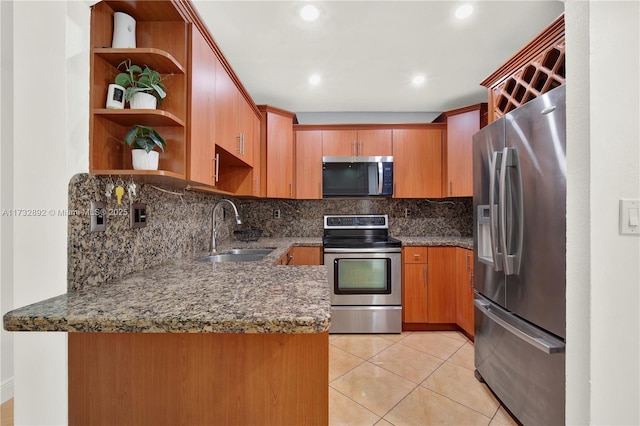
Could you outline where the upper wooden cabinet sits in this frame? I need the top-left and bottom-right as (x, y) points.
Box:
(434, 104), (488, 197)
(295, 130), (323, 200)
(187, 26), (216, 186)
(89, 0), (260, 195)
(481, 14), (565, 122)
(89, 1), (188, 182)
(258, 106), (296, 199)
(215, 61), (256, 167)
(322, 129), (392, 157)
(392, 128), (443, 198)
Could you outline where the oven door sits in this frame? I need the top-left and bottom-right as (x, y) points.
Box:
(324, 248), (401, 306)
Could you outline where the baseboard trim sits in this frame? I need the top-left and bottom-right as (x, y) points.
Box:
(1, 377), (14, 403)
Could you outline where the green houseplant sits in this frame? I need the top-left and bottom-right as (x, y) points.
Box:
(124, 124), (167, 170)
(115, 59), (169, 108)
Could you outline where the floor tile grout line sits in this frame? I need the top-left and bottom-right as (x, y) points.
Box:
(417, 362), (502, 422)
(328, 383), (383, 424)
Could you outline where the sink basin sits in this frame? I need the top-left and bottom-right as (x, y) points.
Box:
(195, 248), (274, 263)
(220, 248), (274, 256)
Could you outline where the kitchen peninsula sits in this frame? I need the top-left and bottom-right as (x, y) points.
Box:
(4, 240), (330, 425)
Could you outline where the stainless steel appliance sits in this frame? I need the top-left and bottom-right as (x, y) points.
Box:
(322, 156), (394, 197)
(323, 214), (402, 333)
(473, 85), (566, 425)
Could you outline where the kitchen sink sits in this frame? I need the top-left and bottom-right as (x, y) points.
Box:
(195, 248), (274, 263)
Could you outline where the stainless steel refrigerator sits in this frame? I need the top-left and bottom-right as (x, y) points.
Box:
(472, 84), (566, 425)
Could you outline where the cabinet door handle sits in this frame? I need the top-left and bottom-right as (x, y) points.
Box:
(240, 133), (245, 155)
(465, 252), (470, 269)
(469, 271), (474, 289)
(214, 153), (220, 184)
(449, 181), (453, 196)
(289, 182), (293, 198)
(423, 266), (427, 285)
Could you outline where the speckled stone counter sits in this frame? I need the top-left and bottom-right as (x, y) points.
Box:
(3, 238), (329, 334)
(398, 236), (473, 250)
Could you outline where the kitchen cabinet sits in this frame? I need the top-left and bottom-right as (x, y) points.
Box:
(258, 105), (296, 199)
(214, 61), (256, 166)
(295, 130), (323, 199)
(403, 246), (458, 328)
(403, 247), (428, 323)
(392, 128), (443, 198)
(187, 26), (216, 186)
(322, 129), (392, 157)
(426, 247), (457, 323)
(455, 248), (475, 337)
(89, 1), (261, 195)
(481, 14), (565, 122)
(278, 247), (322, 266)
(434, 104), (488, 197)
(89, 1), (188, 182)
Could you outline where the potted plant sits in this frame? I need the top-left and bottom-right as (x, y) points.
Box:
(115, 59), (169, 109)
(124, 124), (167, 170)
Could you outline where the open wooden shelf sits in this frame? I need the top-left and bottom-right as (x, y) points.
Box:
(94, 48), (185, 74)
(94, 109), (185, 127)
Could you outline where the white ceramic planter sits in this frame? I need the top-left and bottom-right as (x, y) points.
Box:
(130, 92), (157, 109)
(131, 149), (159, 170)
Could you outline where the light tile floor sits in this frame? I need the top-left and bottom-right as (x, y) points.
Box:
(329, 331), (520, 426)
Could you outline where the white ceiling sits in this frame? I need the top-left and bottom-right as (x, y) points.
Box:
(191, 1), (564, 115)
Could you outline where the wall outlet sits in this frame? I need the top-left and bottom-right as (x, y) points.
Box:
(273, 209), (281, 219)
(90, 201), (106, 232)
(405, 208), (411, 218)
(130, 203), (147, 229)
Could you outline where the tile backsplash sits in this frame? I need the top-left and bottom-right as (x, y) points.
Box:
(68, 174), (472, 290)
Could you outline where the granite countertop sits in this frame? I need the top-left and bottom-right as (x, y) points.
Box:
(3, 238), (329, 334)
(398, 236), (473, 250)
(3, 236), (473, 335)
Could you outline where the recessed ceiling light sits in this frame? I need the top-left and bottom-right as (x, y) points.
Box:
(300, 4), (320, 22)
(309, 74), (321, 86)
(455, 4), (474, 20)
(412, 75), (426, 86)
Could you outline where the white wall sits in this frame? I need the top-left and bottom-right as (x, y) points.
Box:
(1, 1), (90, 424)
(1, 1), (638, 425)
(0, 0), (15, 405)
(565, 1), (640, 425)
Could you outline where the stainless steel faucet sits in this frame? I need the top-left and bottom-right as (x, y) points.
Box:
(211, 199), (242, 253)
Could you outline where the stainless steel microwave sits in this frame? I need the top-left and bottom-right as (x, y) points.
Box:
(322, 156), (394, 197)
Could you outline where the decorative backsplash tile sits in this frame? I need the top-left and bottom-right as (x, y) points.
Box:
(68, 174), (472, 290)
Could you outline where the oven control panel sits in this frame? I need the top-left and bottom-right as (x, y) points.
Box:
(324, 215), (388, 229)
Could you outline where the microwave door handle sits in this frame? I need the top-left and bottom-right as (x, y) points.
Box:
(378, 161), (383, 194)
(489, 151), (503, 271)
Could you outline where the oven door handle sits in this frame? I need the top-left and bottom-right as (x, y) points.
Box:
(323, 247), (402, 254)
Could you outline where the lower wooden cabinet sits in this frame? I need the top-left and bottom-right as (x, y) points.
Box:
(455, 248), (475, 336)
(402, 246), (474, 335)
(278, 246), (322, 266)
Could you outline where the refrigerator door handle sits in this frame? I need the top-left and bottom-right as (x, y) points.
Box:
(488, 151), (503, 271)
(474, 298), (565, 354)
(498, 147), (523, 275)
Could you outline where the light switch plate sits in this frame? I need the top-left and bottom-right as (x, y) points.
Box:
(619, 199), (640, 235)
(90, 201), (106, 232)
(130, 202), (147, 229)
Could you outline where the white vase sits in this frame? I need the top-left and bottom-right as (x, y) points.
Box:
(112, 12), (136, 48)
(131, 149), (159, 170)
(129, 92), (157, 109)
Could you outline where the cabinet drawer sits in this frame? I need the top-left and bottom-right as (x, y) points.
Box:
(403, 247), (428, 264)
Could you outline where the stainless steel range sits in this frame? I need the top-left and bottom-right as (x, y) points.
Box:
(323, 214), (402, 334)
